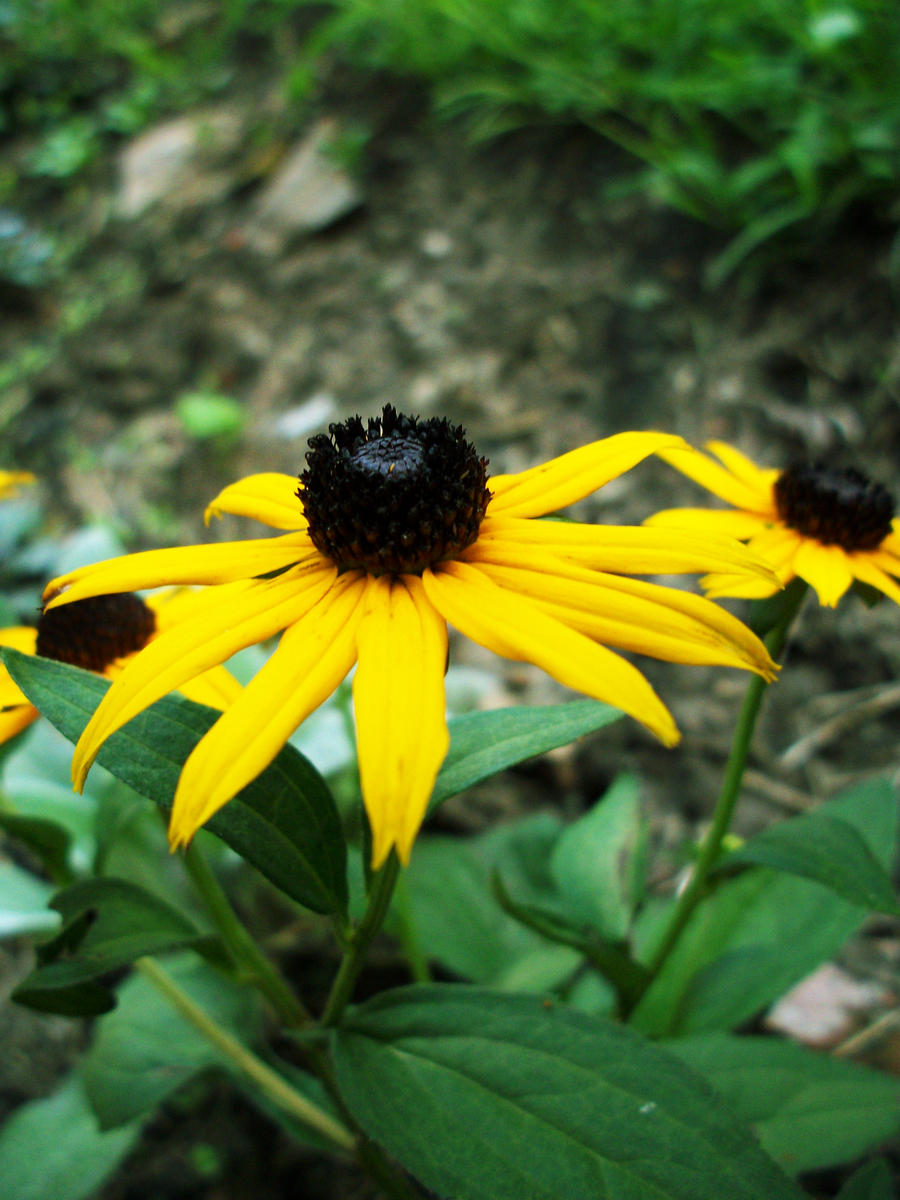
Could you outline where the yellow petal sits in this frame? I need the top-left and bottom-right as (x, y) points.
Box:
(0, 629), (38, 707)
(0, 705), (37, 744)
(472, 555), (776, 677)
(71, 563), (337, 790)
(177, 665), (244, 710)
(354, 575), (449, 868)
(644, 507), (773, 541)
(793, 541), (854, 607)
(422, 560), (680, 746)
(0, 470), (35, 500)
(868, 545), (900, 579)
(702, 525), (802, 598)
(488, 432), (685, 519)
(849, 555), (900, 606)
(469, 515), (778, 581)
(204, 473), (305, 530)
(168, 572), (368, 846)
(705, 442), (781, 495)
(44, 533), (319, 607)
(657, 445), (775, 513)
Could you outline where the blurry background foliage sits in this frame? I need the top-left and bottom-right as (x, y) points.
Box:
(2, 0), (900, 282)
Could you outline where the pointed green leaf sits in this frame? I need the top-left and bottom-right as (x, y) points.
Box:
(3, 649), (347, 915)
(670, 1033), (900, 1175)
(550, 774), (647, 939)
(431, 699), (621, 810)
(0, 811), (74, 884)
(332, 984), (805, 1200)
(0, 1074), (141, 1200)
(81, 955), (261, 1129)
(723, 812), (900, 915)
(631, 779), (899, 1036)
(836, 1160), (896, 1200)
(0, 859), (59, 938)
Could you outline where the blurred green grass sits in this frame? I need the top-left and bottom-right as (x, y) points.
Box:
(3, 0), (900, 281)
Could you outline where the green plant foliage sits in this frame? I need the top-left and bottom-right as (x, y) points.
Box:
(836, 1159), (896, 1200)
(549, 773), (647, 941)
(81, 954), (262, 1129)
(630, 779), (898, 1036)
(3, 649), (349, 916)
(431, 698), (622, 811)
(13, 877), (215, 1015)
(669, 1033), (900, 1176)
(0, 859), (59, 938)
(292, 0), (900, 275)
(722, 810), (900, 916)
(0, 1074), (142, 1200)
(175, 391), (247, 442)
(332, 984), (805, 1200)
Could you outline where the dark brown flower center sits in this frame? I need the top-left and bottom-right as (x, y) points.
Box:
(36, 593), (156, 672)
(298, 405), (491, 574)
(774, 463), (895, 551)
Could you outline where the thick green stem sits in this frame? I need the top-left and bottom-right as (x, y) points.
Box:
(137, 957), (354, 1152)
(645, 580), (808, 977)
(321, 853), (401, 1027)
(182, 841), (311, 1028)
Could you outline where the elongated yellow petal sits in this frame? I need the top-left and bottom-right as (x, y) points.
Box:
(204, 473), (305, 530)
(168, 572), (368, 846)
(0, 629), (38, 707)
(488, 432), (685, 519)
(849, 555), (900, 606)
(0, 470), (35, 500)
(657, 445), (775, 513)
(0, 705), (36, 743)
(472, 556), (776, 676)
(354, 575), (449, 867)
(177, 666), (244, 710)
(469, 515), (778, 581)
(705, 442), (780, 495)
(71, 563), (337, 790)
(793, 541), (854, 607)
(44, 533), (319, 607)
(868, 546), (900, 578)
(423, 560), (680, 746)
(701, 525), (803, 598)
(644, 507), (773, 541)
(0, 627), (38, 654)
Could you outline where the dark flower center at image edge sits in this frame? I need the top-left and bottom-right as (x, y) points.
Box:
(298, 405), (492, 575)
(774, 463), (895, 551)
(36, 593), (156, 673)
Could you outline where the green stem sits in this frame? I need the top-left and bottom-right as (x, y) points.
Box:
(645, 580), (808, 977)
(182, 841), (311, 1028)
(137, 957), (354, 1153)
(321, 853), (401, 1027)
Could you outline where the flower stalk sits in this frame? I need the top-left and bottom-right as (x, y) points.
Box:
(645, 579), (809, 978)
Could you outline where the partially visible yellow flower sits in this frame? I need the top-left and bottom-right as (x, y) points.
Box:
(0, 470), (35, 501)
(646, 441), (900, 608)
(0, 590), (241, 746)
(44, 409), (778, 867)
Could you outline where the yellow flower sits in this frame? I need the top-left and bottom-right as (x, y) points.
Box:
(0, 590), (241, 746)
(646, 441), (900, 608)
(44, 408), (777, 867)
(0, 470), (35, 501)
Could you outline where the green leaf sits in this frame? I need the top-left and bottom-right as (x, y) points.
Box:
(550, 773), (647, 939)
(402, 818), (580, 990)
(669, 1033), (900, 1175)
(836, 1160), (896, 1200)
(0, 859), (60, 937)
(723, 812), (900, 915)
(0, 810), (74, 884)
(81, 955), (261, 1129)
(13, 877), (211, 1015)
(332, 985), (804, 1200)
(431, 699), (622, 810)
(0, 1073), (140, 1200)
(631, 779), (898, 1036)
(3, 650), (347, 916)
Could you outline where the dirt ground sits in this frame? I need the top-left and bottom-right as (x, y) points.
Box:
(3, 55), (900, 1199)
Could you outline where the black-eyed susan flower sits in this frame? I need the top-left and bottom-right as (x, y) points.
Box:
(0, 590), (241, 745)
(0, 470), (35, 500)
(44, 407), (777, 867)
(646, 441), (900, 608)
